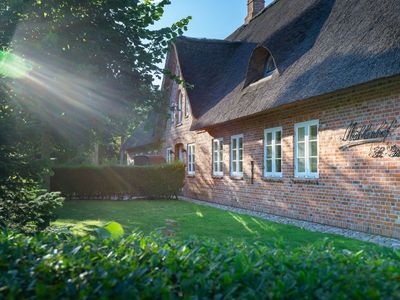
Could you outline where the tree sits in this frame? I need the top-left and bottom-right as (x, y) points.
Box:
(0, 0), (190, 169)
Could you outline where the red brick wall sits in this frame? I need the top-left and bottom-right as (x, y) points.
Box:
(163, 57), (400, 238)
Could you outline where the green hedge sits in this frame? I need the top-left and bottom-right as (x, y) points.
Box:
(0, 230), (399, 299)
(50, 163), (185, 199)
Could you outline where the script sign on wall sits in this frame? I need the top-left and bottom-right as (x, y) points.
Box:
(369, 144), (400, 158)
(339, 119), (399, 151)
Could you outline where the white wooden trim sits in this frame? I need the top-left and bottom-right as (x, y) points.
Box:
(212, 138), (224, 176)
(166, 147), (173, 163)
(264, 127), (283, 178)
(230, 134), (244, 177)
(187, 143), (195, 175)
(294, 120), (319, 178)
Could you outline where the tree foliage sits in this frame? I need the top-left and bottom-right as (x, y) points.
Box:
(0, 0), (189, 230)
(0, 0), (190, 168)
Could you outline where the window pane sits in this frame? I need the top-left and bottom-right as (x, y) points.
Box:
(219, 150), (223, 162)
(298, 158), (305, 172)
(232, 148), (237, 161)
(232, 161), (237, 172)
(276, 131), (282, 144)
(310, 157), (318, 173)
(266, 159), (272, 172)
(232, 139), (237, 150)
(266, 132), (272, 145)
(310, 141), (318, 157)
(239, 148), (243, 161)
(275, 145), (281, 159)
(298, 142), (305, 158)
(219, 162), (223, 173)
(275, 159), (282, 173)
(266, 145), (272, 159)
(238, 161), (243, 173)
(239, 137), (243, 149)
(310, 125), (318, 140)
(298, 127), (305, 142)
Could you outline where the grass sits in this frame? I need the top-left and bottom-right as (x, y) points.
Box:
(54, 200), (387, 251)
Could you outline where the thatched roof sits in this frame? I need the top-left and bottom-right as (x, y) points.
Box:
(122, 113), (162, 152)
(173, 0), (400, 130)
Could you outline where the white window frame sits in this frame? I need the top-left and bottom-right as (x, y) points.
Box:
(166, 147), (173, 163)
(184, 92), (189, 117)
(264, 127), (283, 178)
(212, 138), (223, 176)
(177, 91), (183, 125)
(187, 143), (195, 175)
(230, 134), (244, 177)
(294, 120), (319, 178)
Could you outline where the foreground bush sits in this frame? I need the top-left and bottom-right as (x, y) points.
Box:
(0, 230), (399, 299)
(0, 181), (64, 233)
(51, 162), (185, 199)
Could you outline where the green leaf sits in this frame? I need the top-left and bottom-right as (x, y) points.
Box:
(104, 222), (124, 240)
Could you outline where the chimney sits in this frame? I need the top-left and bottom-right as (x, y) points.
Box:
(245, 0), (265, 24)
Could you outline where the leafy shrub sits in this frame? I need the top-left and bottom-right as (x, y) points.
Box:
(0, 181), (64, 233)
(0, 230), (399, 299)
(50, 162), (185, 199)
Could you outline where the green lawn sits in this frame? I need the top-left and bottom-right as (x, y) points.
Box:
(54, 200), (386, 251)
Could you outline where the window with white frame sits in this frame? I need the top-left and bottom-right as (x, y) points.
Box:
(212, 138), (223, 176)
(294, 120), (319, 178)
(230, 134), (243, 177)
(264, 127), (282, 177)
(170, 103), (175, 123)
(177, 91), (183, 125)
(184, 92), (189, 117)
(187, 143), (195, 175)
(166, 147), (173, 163)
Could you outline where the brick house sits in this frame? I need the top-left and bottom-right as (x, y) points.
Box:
(161, 0), (400, 238)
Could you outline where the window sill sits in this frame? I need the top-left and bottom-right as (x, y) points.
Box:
(187, 174), (195, 178)
(212, 175), (224, 179)
(248, 74), (273, 88)
(262, 176), (283, 182)
(292, 177), (319, 184)
(176, 123), (183, 128)
(230, 175), (244, 181)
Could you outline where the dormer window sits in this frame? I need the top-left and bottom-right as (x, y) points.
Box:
(263, 55), (276, 78)
(244, 46), (277, 87)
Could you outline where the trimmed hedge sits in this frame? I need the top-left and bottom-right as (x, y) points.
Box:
(50, 163), (185, 199)
(0, 230), (399, 299)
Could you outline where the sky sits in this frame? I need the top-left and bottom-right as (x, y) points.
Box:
(153, 0), (273, 39)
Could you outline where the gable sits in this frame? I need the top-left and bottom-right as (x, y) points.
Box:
(168, 0), (400, 130)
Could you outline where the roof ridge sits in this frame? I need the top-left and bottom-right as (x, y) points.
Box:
(177, 36), (242, 44)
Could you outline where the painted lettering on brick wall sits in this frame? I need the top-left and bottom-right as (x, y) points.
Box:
(369, 144), (400, 158)
(339, 119), (399, 150)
